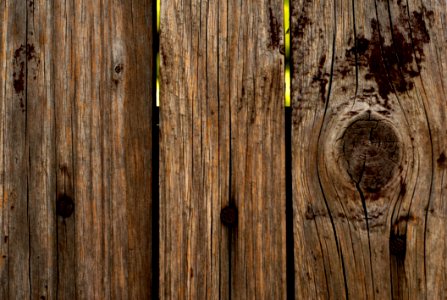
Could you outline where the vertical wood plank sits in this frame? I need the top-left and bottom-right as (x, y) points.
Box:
(0, 3), (7, 297)
(160, 0), (286, 297)
(27, 0), (57, 299)
(1, 0), (155, 298)
(68, 0), (155, 298)
(0, 1), (31, 298)
(52, 0), (76, 297)
(291, 0), (447, 298)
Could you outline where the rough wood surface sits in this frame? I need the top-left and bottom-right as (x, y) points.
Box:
(0, 1), (31, 298)
(291, 0), (447, 298)
(0, 1), (155, 298)
(159, 0), (286, 297)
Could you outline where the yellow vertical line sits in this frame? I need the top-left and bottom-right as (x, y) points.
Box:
(284, 0), (290, 107)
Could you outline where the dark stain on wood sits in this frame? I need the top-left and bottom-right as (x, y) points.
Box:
(437, 152), (446, 168)
(26, 43), (37, 61)
(13, 45), (26, 94)
(312, 54), (328, 103)
(267, 6), (281, 50)
(390, 232), (406, 257)
(340, 9), (431, 104)
(346, 36), (370, 57)
(368, 12), (429, 100)
(305, 205), (315, 220)
(399, 182), (406, 197)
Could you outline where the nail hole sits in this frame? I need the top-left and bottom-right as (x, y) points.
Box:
(390, 233), (406, 257)
(220, 205), (238, 227)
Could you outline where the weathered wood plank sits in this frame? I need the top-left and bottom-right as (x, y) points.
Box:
(52, 1), (76, 298)
(0, 3), (8, 297)
(291, 0), (447, 298)
(1, 0), (155, 298)
(68, 1), (154, 298)
(160, 0), (286, 297)
(0, 1), (31, 298)
(27, 1), (57, 299)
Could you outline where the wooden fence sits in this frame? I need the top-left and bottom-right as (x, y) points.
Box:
(0, 0), (446, 299)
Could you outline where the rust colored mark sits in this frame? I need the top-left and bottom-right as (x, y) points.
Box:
(342, 8), (431, 103)
(13, 44), (38, 95)
(346, 37), (370, 57)
(13, 45), (26, 94)
(13, 70), (25, 94)
(27, 43), (37, 61)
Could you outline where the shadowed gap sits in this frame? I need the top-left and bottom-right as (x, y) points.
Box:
(152, 0), (160, 296)
(285, 107), (295, 299)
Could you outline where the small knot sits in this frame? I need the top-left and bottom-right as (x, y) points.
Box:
(56, 194), (74, 218)
(114, 63), (123, 74)
(220, 205), (238, 227)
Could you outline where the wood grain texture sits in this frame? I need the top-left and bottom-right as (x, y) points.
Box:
(0, 0), (155, 298)
(0, 1), (31, 298)
(291, 0), (447, 298)
(159, 0), (286, 297)
(28, 1), (58, 299)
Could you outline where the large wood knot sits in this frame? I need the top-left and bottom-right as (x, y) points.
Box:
(341, 116), (401, 193)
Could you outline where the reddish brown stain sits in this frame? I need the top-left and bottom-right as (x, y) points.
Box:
(13, 44), (38, 95)
(13, 45), (26, 94)
(27, 43), (37, 61)
(340, 8), (431, 104)
(13, 69), (25, 94)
